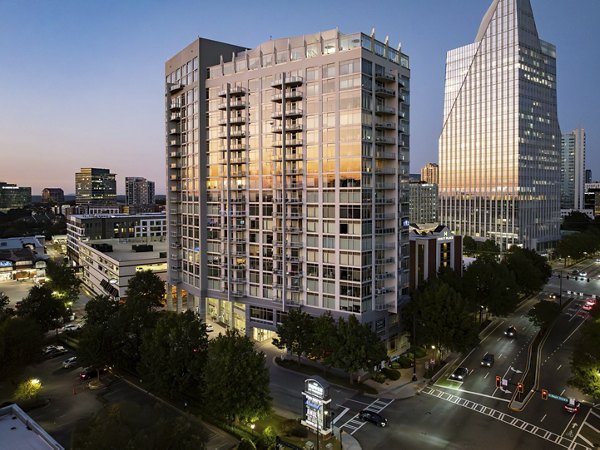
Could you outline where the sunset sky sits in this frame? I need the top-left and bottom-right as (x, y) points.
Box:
(1, 0), (598, 195)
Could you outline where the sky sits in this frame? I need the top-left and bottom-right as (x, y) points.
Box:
(0, 0), (598, 195)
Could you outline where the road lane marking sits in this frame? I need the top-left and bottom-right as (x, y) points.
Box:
(557, 364), (562, 371)
(561, 389), (566, 396)
(333, 407), (348, 424)
(563, 320), (587, 344)
(423, 386), (586, 449)
(483, 372), (489, 379)
(540, 414), (546, 422)
(340, 397), (394, 436)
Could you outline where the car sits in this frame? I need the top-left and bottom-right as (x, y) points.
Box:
(564, 398), (581, 413)
(63, 356), (78, 369)
(571, 270), (579, 276)
(43, 345), (58, 355)
(79, 366), (108, 381)
(548, 293), (557, 300)
(449, 367), (469, 381)
(595, 258), (600, 263)
(586, 298), (597, 306)
(583, 303), (594, 311)
(504, 326), (517, 337)
(480, 353), (495, 367)
(579, 271), (588, 277)
(205, 323), (214, 333)
(47, 346), (68, 357)
(358, 409), (388, 427)
(63, 323), (82, 332)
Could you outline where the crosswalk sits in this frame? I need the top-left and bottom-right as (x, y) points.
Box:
(339, 398), (394, 435)
(422, 386), (590, 449)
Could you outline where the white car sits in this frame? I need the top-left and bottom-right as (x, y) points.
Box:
(579, 272), (588, 277)
(63, 323), (82, 332)
(63, 356), (78, 369)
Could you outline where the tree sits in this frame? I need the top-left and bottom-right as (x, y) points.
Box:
(562, 211), (592, 232)
(0, 291), (8, 309)
(273, 308), (313, 362)
(309, 311), (337, 369)
(73, 402), (208, 450)
(16, 285), (67, 331)
(45, 259), (81, 305)
(527, 301), (560, 331)
(409, 279), (479, 359)
(0, 291), (13, 322)
(0, 316), (43, 380)
(138, 311), (208, 399)
(205, 330), (271, 423)
(331, 315), (387, 383)
(570, 317), (600, 398)
(504, 247), (551, 295)
(124, 270), (165, 310)
(84, 294), (121, 327)
(462, 236), (476, 254)
(462, 259), (519, 317)
(478, 239), (501, 262)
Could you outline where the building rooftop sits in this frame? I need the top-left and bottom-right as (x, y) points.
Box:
(0, 403), (63, 450)
(82, 238), (167, 263)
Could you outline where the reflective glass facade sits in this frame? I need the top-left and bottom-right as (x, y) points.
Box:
(439, 0), (560, 250)
(560, 128), (586, 210)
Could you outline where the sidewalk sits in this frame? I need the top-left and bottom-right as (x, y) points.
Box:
(363, 355), (438, 399)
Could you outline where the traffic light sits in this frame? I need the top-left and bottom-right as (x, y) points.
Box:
(517, 383), (524, 393)
(495, 375), (501, 388)
(541, 389), (548, 400)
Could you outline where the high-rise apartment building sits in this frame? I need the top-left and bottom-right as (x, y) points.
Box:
(585, 169), (592, 184)
(125, 177), (156, 206)
(41, 188), (64, 204)
(560, 128), (586, 210)
(420, 163), (439, 185)
(439, 0), (561, 251)
(166, 29), (410, 351)
(409, 181), (438, 225)
(75, 168), (117, 205)
(0, 182), (31, 210)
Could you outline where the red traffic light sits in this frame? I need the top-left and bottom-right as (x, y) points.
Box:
(517, 383), (524, 393)
(495, 375), (501, 388)
(541, 389), (548, 400)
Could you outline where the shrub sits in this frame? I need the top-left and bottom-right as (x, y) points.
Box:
(372, 372), (386, 383)
(381, 367), (400, 380)
(281, 419), (308, 438)
(413, 347), (427, 358)
(398, 355), (413, 369)
(237, 438), (256, 450)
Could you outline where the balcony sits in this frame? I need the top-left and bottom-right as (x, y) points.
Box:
(271, 76), (303, 88)
(220, 143), (247, 151)
(375, 136), (396, 145)
(218, 86), (246, 97)
(169, 139), (180, 147)
(375, 150), (396, 159)
(169, 83), (183, 93)
(169, 127), (180, 135)
(375, 87), (396, 97)
(218, 100), (247, 110)
(218, 129), (246, 139)
(169, 112), (181, 121)
(219, 116), (246, 126)
(374, 299), (396, 311)
(375, 122), (395, 130)
(374, 167), (396, 175)
(273, 139), (303, 148)
(375, 72), (396, 83)
(169, 102), (181, 111)
(219, 156), (246, 165)
(272, 123), (303, 133)
(169, 151), (181, 158)
(271, 91), (303, 102)
(375, 256), (396, 265)
(272, 151), (303, 161)
(272, 109), (303, 119)
(375, 197), (395, 205)
(375, 105), (396, 116)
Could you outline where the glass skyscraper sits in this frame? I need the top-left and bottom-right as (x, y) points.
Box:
(560, 128), (586, 210)
(439, 0), (560, 251)
(165, 29), (410, 351)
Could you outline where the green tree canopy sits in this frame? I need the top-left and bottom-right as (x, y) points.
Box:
(527, 300), (560, 330)
(125, 270), (165, 310)
(205, 330), (271, 423)
(463, 259), (520, 317)
(16, 284), (67, 331)
(309, 311), (337, 368)
(272, 308), (314, 362)
(45, 259), (81, 305)
(0, 316), (43, 380)
(331, 315), (387, 383)
(562, 211), (592, 232)
(570, 310), (600, 398)
(409, 279), (479, 358)
(138, 311), (208, 399)
(504, 247), (551, 295)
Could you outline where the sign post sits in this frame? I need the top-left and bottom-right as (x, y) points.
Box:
(301, 376), (332, 448)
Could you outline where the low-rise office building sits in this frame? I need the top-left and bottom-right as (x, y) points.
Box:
(79, 238), (167, 300)
(0, 236), (48, 282)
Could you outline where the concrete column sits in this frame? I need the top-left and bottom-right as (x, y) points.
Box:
(176, 285), (182, 312)
(166, 284), (173, 311)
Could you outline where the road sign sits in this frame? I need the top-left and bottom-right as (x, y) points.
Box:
(549, 393), (569, 402)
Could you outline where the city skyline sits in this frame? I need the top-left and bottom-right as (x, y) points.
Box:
(1, 0), (598, 195)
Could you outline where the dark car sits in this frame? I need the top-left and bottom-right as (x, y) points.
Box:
(504, 326), (517, 338)
(358, 410), (387, 427)
(45, 345), (68, 358)
(449, 367), (469, 381)
(79, 366), (108, 381)
(480, 353), (494, 367)
(564, 398), (581, 414)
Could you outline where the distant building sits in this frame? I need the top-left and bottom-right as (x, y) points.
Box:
(420, 163), (439, 185)
(75, 168), (116, 205)
(561, 128), (586, 210)
(439, 0), (561, 251)
(585, 169), (592, 184)
(0, 236), (48, 282)
(78, 238), (167, 300)
(42, 188), (65, 204)
(125, 177), (155, 206)
(409, 225), (462, 291)
(409, 181), (438, 225)
(0, 403), (63, 450)
(0, 182), (31, 210)
(585, 182), (600, 217)
(66, 212), (166, 264)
